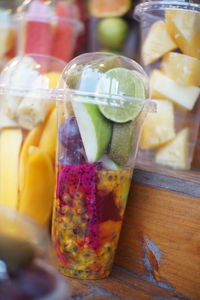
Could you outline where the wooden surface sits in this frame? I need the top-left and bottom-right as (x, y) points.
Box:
(68, 170), (200, 300)
(115, 181), (200, 300)
(68, 265), (188, 299)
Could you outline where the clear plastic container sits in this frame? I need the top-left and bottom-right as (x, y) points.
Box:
(0, 0), (19, 70)
(15, 0), (84, 62)
(134, 1), (200, 172)
(0, 205), (70, 300)
(51, 52), (154, 279)
(0, 54), (66, 228)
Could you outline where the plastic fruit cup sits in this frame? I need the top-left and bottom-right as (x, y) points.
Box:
(0, 54), (66, 228)
(0, 205), (70, 300)
(51, 52), (155, 279)
(134, 1), (200, 172)
(15, 6), (83, 62)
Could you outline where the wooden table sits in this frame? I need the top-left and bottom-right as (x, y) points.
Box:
(68, 167), (200, 300)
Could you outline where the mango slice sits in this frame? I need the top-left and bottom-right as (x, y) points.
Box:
(39, 108), (57, 162)
(165, 10), (200, 59)
(142, 20), (177, 65)
(19, 146), (54, 227)
(45, 72), (61, 88)
(140, 100), (175, 149)
(0, 129), (22, 209)
(162, 52), (200, 86)
(19, 123), (44, 192)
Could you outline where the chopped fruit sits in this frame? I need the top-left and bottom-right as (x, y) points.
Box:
(165, 10), (200, 59)
(155, 128), (190, 170)
(109, 120), (136, 165)
(89, 0), (131, 17)
(39, 108), (57, 162)
(142, 21), (177, 65)
(150, 70), (200, 110)
(0, 129), (22, 209)
(162, 52), (200, 86)
(19, 146), (54, 227)
(97, 68), (146, 123)
(72, 101), (112, 162)
(19, 123), (44, 192)
(45, 72), (61, 88)
(140, 100), (175, 149)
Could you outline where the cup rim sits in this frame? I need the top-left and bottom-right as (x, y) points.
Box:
(13, 12), (84, 34)
(134, 1), (200, 20)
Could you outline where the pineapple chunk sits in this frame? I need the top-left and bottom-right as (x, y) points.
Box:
(142, 20), (177, 65)
(155, 128), (190, 170)
(162, 52), (200, 86)
(165, 10), (200, 59)
(140, 100), (175, 149)
(150, 70), (200, 110)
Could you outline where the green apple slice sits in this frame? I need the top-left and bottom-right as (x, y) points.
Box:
(72, 100), (112, 162)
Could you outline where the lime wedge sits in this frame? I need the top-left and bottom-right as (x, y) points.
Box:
(96, 68), (146, 123)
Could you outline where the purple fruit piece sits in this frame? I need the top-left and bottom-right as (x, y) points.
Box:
(58, 117), (86, 165)
(56, 164), (99, 249)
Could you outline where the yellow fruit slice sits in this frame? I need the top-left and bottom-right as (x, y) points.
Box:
(165, 10), (200, 59)
(19, 123), (44, 192)
(162, 52), (200, 86)
(155, 128), (190, 170)
(142, 21), (177, 65)
(89, 0), (131, 17)
(39, 108), (57, 162)
(45, 72), (61, 88)
(0, 128), (22, 209)
(19, 146), (54, 227)
(150, 70), (200, 110)
(140, 100), (175, 149)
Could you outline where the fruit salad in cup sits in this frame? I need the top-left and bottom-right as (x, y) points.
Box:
(134, 2), (200, 171)
(0, 54), (65, 227)
(52, 53), (149, 279)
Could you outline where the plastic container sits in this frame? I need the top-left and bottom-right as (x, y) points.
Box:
(51, 52), (154, 279)
(134, 1), (200, 172)
(0, 54), (66, 228)
(0, 205), (70, 300)
(0, 0), (19, 70)
(15, 0), (83, 62)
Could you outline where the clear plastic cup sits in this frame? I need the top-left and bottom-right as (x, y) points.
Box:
(0, 54), (66, 228)
(51, 52), (154, 279)
(15, 0), (83, 62)
(0, 205), (70, 300)
(0, 0), (19, 70)
(134, 1), (200, 172)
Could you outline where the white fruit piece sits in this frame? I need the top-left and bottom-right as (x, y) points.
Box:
(162, 52), (200, 86)
(1, 56), (39, 119)
(150, 70), (200, 110)
(0, 99), (18, 128)
(165, 10), (200, 59)
(0, 128), (22, 209)
(17, 75), (51, 130)
(140, 100), (175, 149)
(155, 128), (190, 170)
(142, 20), (177, 65)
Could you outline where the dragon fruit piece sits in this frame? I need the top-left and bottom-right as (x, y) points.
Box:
(56, 163), (99, 249)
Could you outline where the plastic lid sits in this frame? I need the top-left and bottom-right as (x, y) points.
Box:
(0, 53), (156, 112)
(15, 0), (84, 34)
(134, 0), (200, 20)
